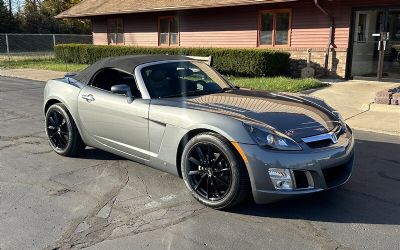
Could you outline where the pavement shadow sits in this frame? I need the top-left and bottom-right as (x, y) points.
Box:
(228, 138), (400, 225)
(79, 148), (125, 161)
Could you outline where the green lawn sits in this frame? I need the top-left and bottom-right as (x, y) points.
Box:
(0, 59), (325, 92)
(0, 59), (88, 72)
(228, 76), (326, 93)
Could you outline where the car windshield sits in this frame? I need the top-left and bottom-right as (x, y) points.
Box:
(140, 61), (233, 98)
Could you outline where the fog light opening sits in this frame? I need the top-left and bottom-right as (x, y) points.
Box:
(268, 168), (294, 191)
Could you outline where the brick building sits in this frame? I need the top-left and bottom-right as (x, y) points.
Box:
(57, 0), (400, 80)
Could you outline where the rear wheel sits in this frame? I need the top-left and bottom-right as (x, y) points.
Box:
(182, 132), (250, 209)
(45, 103), (85, 156)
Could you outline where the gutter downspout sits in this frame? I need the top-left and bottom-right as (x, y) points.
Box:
(314, 0), (335, 73)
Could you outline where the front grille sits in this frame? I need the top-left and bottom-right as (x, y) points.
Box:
(306, 139), (333, 149)
(302, 124), (345, 149)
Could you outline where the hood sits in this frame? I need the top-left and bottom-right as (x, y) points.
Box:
(161, 89), (340, 141)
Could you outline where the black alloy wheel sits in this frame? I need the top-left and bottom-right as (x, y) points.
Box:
(182, 132), (250, 209)
(46, 110), (69, 151)
(186, 142), (232, 201)
(45, 103), (85, 156)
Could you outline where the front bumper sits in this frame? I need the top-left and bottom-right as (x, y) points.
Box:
(240, 130), (355, 204)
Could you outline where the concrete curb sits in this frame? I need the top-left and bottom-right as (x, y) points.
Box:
(361, 103), (400, 113)
(0, 68), (64, 82)
(0, 74), (46, 83)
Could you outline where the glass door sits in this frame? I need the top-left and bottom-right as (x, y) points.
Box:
(382, 9), (400, 80)
(351, 8), (400, 81)
(351, 10), (385, 78)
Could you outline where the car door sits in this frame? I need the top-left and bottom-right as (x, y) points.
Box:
(77, 68), (150, 162)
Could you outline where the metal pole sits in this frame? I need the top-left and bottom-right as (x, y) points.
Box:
(5, 34), (10, 61)
(53, 34), (56, 48)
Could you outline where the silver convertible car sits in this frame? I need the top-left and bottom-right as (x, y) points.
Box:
(43, 55), (354, 209)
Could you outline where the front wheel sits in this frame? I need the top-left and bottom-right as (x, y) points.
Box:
(45, 103), (85, 157)
(181, 132), (250, 209)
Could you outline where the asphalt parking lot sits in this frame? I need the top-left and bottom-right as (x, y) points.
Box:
(1, 76), (399, 250)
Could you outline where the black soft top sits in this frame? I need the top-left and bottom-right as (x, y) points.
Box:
(73, 54), (191, 85)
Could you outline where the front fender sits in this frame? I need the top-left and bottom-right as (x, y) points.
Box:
(186, 122), (255, 144)
(43, 79), (89, 144)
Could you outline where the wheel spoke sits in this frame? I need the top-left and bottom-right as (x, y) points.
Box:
(188, 170), (201, 176)
(60, 118), (66, 127)
(53, 112), (60, 126)
(58, 133), (67, 145)
(212, 153), (223, 168)
(49, 132), (57, 139)
(48, 116), (56, 126)
(213, 175), (229, 186)
(210, 177), (221, 197)
(47, 125), (56, 130)
(196, 146), (206, 162)
(213, 168), (230, 174)
(206, 176), (210, 199)
(52, 134), (59, 146)
(189, 157), (201, 166)
(206, 144), (212, 162)
(61, 131), (69, 141)
(194, 174), (207, 191)
(48, 128), (57, 135)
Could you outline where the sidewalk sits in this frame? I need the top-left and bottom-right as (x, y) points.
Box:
(308, 80), (400, 136)
(1, 68), (399, 135)
(0, 68), (64, 82)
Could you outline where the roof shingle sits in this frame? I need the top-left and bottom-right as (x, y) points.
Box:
(56, 0), (297, 18)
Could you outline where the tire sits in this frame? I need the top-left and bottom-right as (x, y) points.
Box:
(181, 132), (251, 209)
(45, 103), (85, 157)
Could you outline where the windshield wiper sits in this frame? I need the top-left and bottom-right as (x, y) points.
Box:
(160, 93), (185, 98)
(161, 90), (216, 98)
(219, 87), (235, 93)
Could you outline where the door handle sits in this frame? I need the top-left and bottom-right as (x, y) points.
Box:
(82, 94), (95, 103)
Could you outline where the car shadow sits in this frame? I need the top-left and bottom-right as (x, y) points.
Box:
(228, 137), (400, 225)
(73, 136), (400, 226)
(78, 148), (125, 161)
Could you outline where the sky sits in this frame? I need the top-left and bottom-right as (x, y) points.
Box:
(7, 0), (25, 13)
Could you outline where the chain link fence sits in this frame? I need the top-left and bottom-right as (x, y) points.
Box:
(0, 34), (92, 60)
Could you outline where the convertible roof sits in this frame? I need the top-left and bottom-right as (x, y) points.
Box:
(73, 54), (191, 85)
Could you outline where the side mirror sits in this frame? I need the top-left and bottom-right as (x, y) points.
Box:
(111, 84), (134, 104)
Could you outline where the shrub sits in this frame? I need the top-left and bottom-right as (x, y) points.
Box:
(54, 44), (290, 77)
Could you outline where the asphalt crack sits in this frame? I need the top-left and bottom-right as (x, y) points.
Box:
(45, 162), (129, 250)
(44, 161), (205, 250)
(0, 133), (46, 150)
(137, 175), (152, 199)
(344, 102), (373, 122)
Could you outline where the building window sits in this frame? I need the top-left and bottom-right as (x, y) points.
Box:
(158, 16), (179, 46)
(107, 18), (124, 45)
(259, 9), (291, 46)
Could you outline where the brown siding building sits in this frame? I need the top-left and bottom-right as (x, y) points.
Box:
(58, 0), (400, 81)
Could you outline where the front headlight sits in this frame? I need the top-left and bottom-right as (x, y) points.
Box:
(244, 123), (302, 151)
